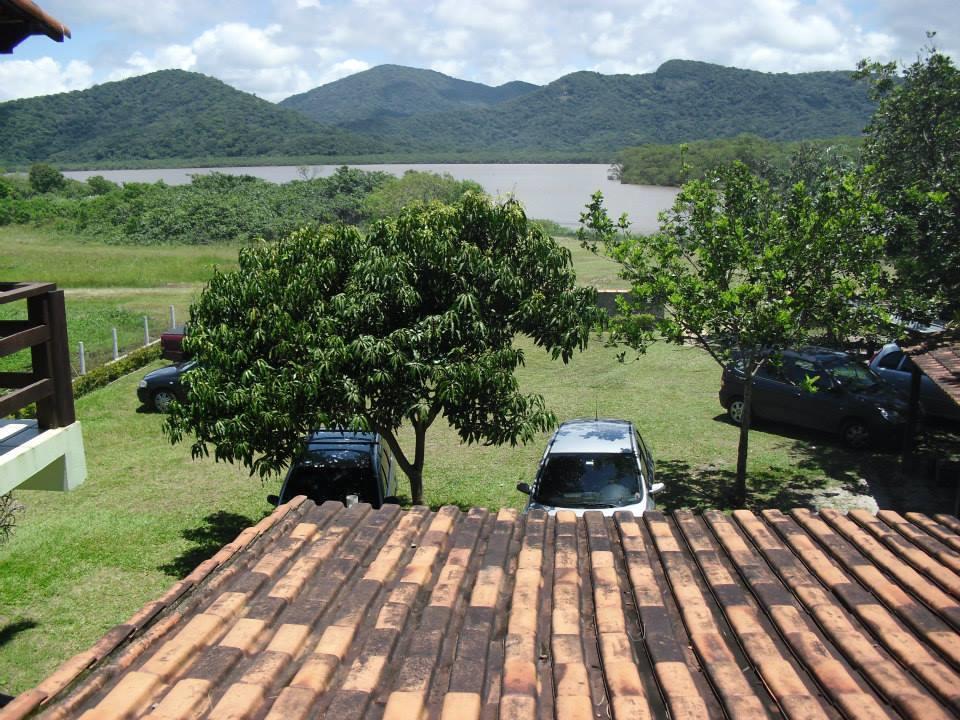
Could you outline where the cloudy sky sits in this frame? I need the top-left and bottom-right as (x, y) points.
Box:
(1, 0), (956, 103)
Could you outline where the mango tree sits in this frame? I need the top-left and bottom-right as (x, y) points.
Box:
(166, 193), (601, 505)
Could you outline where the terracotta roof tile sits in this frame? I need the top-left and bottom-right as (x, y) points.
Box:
(904, 332), (960, 408)
(7, 500), (960, 719)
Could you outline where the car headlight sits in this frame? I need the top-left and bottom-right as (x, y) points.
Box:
(138, 380), (148, 388)
(879, 407), (901, 422)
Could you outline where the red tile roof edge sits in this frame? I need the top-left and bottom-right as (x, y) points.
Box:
(6, 501), (960, 720)
(0, 496), (308, 720)
(903, 329), (960, 407)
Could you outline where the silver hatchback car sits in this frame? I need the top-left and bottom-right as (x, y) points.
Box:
(517, 418), (663, 516)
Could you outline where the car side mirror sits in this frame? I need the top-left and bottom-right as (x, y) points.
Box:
(266, 494), (279, 506)
(516, 482), (532, 495)
(649, 482), (665, 496)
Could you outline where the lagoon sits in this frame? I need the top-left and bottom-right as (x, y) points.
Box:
(63, 164), (678, 233)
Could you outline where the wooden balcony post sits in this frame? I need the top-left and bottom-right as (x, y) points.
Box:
(27, 293), (55, 428)
(46, 289), (75, 427)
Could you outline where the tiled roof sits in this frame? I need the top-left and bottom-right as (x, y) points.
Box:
(0, 0), (70, 53)
(5, 499), (960, 720)
(905, 332), (960, 408)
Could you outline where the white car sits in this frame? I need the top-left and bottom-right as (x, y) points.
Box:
(869, 343), (960, 422)
(517, 418), (663, 517)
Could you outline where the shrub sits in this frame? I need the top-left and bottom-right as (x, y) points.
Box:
(28, 163), (66, 194)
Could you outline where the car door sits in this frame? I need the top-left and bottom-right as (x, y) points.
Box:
(780, 357), (839, 430)
(749, 361), (798, 423)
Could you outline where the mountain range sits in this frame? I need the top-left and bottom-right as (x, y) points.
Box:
(0, 61), (876, 166)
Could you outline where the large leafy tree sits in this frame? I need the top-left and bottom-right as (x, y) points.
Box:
(580, 162), (889, 505)
(166, 193), (601, 505)
(857, 42), (960, 319)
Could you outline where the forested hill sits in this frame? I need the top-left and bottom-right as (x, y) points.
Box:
(0, 70), (385, 164)
(0, 61), (876, 165)
(337, 60), (876, 153)
(280, 64), (539, 126)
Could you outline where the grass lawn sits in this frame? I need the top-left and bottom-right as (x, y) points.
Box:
(0, 226), (240, 288)
(0, 226), (240, 373)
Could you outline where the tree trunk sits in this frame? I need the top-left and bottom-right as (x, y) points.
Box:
(377, 427), (426, 506)
(734, 370), (754, 507)
(410, 423), (426, 506)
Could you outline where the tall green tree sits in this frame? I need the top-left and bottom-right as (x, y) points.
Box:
(857, 41), (960, 319)
(579, 162), (889, 505)
(166, 193), (601, 505)
(28, 163), (65, 194)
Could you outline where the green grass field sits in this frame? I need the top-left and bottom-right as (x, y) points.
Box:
(0, 223), (882, 693)
(1, 226), (241, 373)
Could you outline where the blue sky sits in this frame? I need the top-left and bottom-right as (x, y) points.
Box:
(1, 0), (956, 102)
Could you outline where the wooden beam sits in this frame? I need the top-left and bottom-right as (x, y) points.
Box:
(0, 282), (56, 303)
(0, 321), (49, 358)
(0, 371), (35, 388)
(0, 378), (52, 418)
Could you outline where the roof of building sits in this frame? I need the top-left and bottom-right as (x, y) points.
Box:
(0, 0), (70, 53)
(5, 499), (960, 720)
(905, 331), (960, 409)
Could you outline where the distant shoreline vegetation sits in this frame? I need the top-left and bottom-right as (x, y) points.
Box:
(0, 151), (609, 175)
(614, 134), (863, 187)
(0, 167), (484, 245)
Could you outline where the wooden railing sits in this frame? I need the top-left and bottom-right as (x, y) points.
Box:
(0, 282), (75, 429)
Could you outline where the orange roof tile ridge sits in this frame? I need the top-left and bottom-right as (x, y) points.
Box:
(615, 512), (718, 719)
(784, 509), (957, 717)
(877, 511), (960, 577)
(0, 497), (311, 720)
(849, 510), (960, 604)
(644, 512), (772, 718)
(819, 509), (960, 634)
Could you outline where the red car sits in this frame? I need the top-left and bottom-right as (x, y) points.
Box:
(160, 325), (188, 362)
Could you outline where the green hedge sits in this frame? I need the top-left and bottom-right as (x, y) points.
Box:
(11, 342), (161, 420)
(73, 342), (161, 398)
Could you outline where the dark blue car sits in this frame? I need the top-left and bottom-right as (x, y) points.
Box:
(719, 347), (910, 448)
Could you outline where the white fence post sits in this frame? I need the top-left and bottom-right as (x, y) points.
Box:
(112, 327), (119, 360)
(143, 316), (150, 345)
(169, 305), (176, 329)
(78, 342), (86, 375)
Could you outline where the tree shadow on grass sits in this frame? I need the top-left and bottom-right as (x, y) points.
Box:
(655, 459), (840, 513)
(0, 618), (39, 704)
(0, 618), (37, 650)
(787, 420), (960, 514)
(705, 413), (960, 514)
(159, 510), (268, 579)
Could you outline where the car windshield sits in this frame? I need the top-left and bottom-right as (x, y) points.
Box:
(535, 453), (642, 508)
(284, 449), (378, 504)
(823, 358), (881, 392)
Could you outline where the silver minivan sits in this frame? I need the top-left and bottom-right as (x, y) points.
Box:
(517, 418), (663, 517)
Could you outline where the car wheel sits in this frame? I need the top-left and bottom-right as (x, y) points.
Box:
(727, 397), (745, 425)
(842, 419), (871, 449)
(152, 389), (176, 413)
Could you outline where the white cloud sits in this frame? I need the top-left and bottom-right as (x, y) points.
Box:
(314, 59), (372, 86)
(193, 23), (301, 69)
(0, 58), (93, 101)
(108, 45), (196, 81)
(2, 0), (956, 103)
